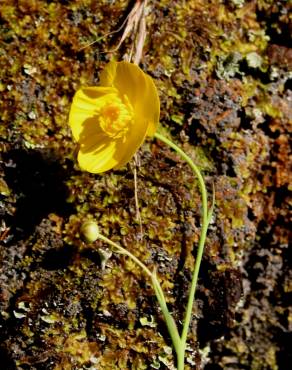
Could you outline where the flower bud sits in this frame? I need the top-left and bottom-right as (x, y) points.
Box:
(80, 221), (99, 243)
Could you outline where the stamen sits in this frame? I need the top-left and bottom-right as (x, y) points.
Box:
(99, 95), (134, 139)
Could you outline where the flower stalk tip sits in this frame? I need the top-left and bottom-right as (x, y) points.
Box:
(80, 220), (100, 243)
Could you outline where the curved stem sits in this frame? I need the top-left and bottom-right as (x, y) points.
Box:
(98, 133), (211, 370)
(96, 232), (182, 358)
(97, 233), (152, 278)
(154, 132), (210, 370)
(151, 273), (182, 354)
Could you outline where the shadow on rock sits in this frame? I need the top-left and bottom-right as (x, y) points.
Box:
(3, 148), (73, 242)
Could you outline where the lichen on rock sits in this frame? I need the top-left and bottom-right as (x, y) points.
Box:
(0, 0), (290, 369)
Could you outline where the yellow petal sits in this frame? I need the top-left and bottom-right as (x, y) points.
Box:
(99, 60), (117, 87)
(100, 61), (160, 137)
(113, 118), (149, 170)
(78, 137), (118, 174)
(69, 61), (160, 174)
(115, 62), (159, 137)
(69, 86), (118, 141)
(143, 73), (160, 136)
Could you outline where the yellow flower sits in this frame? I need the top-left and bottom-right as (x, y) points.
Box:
(69, 61), (160, 173)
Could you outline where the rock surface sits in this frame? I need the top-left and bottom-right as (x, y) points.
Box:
(0, 1), (291, 369)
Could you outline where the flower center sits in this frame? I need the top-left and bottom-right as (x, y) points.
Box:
(99, 95), (134, 139)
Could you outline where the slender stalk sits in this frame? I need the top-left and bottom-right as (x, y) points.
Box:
(154, 132), (210, 370)
(97, 133), (211, 370)
(96, 233), (182, 358)
(151, 273), (182, 354)
(97, 233), (152, 278)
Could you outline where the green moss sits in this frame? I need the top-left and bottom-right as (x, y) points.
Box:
(0, 0), (290, 368)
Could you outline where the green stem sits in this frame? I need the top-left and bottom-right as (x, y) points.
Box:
(96, 233), (182, 358)
(97, 233), (152, 278)
(98, 133), (211, 370)
(154, 132), (210, 370)
(151, 273), (182, 354)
